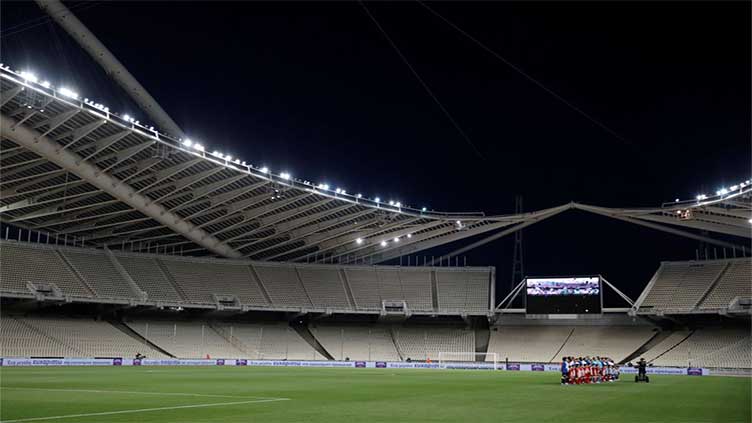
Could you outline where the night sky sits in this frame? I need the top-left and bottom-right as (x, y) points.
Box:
(2, 1), (750, 303)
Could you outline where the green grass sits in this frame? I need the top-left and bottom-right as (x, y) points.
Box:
(0, 367), (749, 422)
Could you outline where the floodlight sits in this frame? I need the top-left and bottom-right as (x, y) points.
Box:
(749, 218), (752, 224)
(58, 87), (79, 100)
(674, 198), (679, 202)
(20, 71), (38, 83)
(407, 233), (412, 238)
(730, 185), (739, 191)
(225, 155), (233, 162)
(720, 188), (729, 195)
(388, 201), (394, 206)
(395, 202), (401, 208)
(356, 193), (362, 198)
(393, 237), (400, 242)
(123, 114), (132, 122)
(421, 207), (427, 212)
(40, 81), (51, 88)
(194, 144), (204, 151)
(374, 197), (381, 203)
(260, 166), (269, 174)
(356, 238), (364, 245)
(280, 172), (291, 180)
(380, 240), (388, 247)
(182, 139), (193, 147)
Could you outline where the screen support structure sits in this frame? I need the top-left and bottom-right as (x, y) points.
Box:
(495, 279), (527, 313)
(599, 276), (634, 307)
(494, 275), (635, 314)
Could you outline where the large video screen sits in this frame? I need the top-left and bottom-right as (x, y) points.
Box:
(525, 277), (601, 314)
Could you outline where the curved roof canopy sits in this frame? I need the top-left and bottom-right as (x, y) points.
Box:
(1, 68), (750, 263)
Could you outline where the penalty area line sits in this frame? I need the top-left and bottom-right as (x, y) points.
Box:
(0, 398), (290, 422)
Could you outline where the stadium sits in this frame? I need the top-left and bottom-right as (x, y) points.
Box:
(0, 1), (750, 422)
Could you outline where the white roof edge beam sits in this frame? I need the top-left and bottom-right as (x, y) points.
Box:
(1, 113), (241, 258)
(35, 0), (185, 139)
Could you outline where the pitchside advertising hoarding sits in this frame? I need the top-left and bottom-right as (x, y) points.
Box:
(0, 357), (710, 375)
(525, 276), (602, 314)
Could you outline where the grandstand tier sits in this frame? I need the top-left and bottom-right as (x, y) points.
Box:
(0, 240), (492, 315)
(2, 315), (749, 369)
(636, 258), (752, 315)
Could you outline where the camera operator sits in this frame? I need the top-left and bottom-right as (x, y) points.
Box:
(637, 358), (647, 378)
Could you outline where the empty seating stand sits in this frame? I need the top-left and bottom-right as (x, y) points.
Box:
(700, 260), (752, 310)
(648, 328), (751, 369)
(0, 241), (492, 315)
(62, 249), (136, 299)
(160, 258), (268, 307)
(639, 260), (734, 313)
(296, 267), (350, 309)
(0, 242), (93, 297)
(486, 326), (573, 363)
(1, 316), (166, 358)
(392, 326), (474, 361)
(116, 255), (184, 303)
(310, 324), (400, 361)
(253, 264), (313, 309)
(436, 269), (490, 313)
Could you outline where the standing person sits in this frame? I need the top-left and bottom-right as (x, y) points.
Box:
(568, 362), (577, 385)
(561, 357), (569, 385)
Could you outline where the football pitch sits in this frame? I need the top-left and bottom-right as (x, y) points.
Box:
(0, 367), (749, 422)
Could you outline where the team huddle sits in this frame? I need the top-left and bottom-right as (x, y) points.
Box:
(561, 356), (620, 385)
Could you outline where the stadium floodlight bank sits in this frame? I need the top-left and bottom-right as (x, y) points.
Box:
(438, 352), (498, 370)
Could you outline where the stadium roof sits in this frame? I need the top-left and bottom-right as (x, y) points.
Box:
(2, 67), (750, 263)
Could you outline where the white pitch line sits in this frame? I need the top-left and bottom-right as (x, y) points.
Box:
(0, 387), (284, 400)
(0, 398), (290, 422)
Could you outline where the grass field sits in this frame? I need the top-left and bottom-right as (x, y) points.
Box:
(0, 367), (750, 422)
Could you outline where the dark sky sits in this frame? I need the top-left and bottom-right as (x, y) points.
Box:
(2, 1), (750, 302)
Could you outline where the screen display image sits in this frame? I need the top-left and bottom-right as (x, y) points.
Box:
(526, 277), (600, 296)
(525, 277), (602, 314)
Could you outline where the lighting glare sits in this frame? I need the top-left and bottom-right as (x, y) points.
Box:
(393, 237), (400, 242)
(20, 71), (38, 83)
(280, 172), (291, 180)
(356, 193), (362, 198)
(58, 87), (79, 100)
(380, 241), (388, 247)
(421, 207), (427, 212)
(355, 238), (364, 245)
(182, 139), (193, 147)
(193, 144), (204, 151)
(40, 80), (51, 88)
(374, 197), (380, 203)
(407, 233), (412, 238)
(260, 166), (269, 174)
